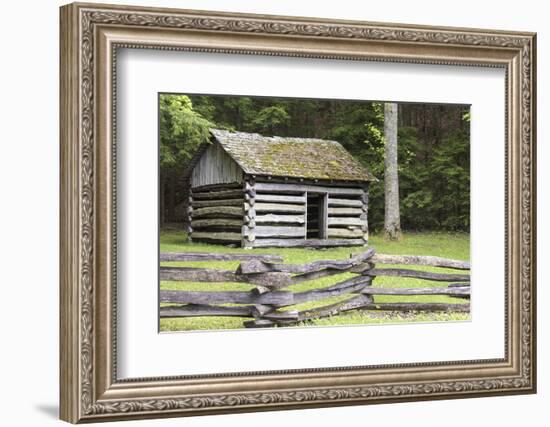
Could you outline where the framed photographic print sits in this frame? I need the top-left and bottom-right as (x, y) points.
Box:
(157, 94), (472, 333)
(59, 2), (536, 423)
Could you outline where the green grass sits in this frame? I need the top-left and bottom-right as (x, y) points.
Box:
(159, 228), (470, 332)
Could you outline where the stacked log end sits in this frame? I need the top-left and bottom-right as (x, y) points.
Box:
(243, 176), (256, 249)
(361, 186), (369, 244)
(186, 192), (193, 242)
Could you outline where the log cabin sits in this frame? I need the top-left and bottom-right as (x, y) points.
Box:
(186, 129), (376, 248)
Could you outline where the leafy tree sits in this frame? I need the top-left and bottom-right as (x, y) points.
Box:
(159, 94), (212, 224)
(251, 105), (290, 135)
(396, 109), (470, 231)
(159, 94), (212, 167)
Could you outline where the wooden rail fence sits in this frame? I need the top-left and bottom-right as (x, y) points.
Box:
(160, 250), (470, 327)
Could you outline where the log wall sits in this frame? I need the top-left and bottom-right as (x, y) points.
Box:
(247, 178), (368, 248)
(189, 183), (244, 244)
(189, 176), (369, 248)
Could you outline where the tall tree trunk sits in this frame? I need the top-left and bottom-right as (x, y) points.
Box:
(384, 102), (402, 240)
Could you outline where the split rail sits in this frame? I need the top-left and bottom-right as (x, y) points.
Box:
(159, 250), (470, 327)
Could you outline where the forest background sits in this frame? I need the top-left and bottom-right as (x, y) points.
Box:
(159, 94), (470, 233)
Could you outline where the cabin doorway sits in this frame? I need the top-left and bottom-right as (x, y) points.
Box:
(306, 192), (328, 239)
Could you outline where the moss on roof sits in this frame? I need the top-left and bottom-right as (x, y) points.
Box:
(210, 129), (376, 182)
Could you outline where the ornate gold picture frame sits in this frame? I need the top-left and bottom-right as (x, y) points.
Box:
(60, 2), (536, 423)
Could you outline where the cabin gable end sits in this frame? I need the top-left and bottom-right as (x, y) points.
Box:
(191, 142), (244, 188)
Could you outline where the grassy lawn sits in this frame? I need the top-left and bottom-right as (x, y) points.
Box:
(160, 228), (470, 332)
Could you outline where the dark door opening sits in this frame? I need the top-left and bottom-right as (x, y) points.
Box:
(306, 192), (328, 239)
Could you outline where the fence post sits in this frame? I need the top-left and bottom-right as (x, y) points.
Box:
(358, 256), (374, 304)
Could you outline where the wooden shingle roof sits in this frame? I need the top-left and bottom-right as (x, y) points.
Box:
(210, 129), (375, 182)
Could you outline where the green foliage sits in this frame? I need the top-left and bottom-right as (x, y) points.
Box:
(159, 94), (213, 170)
(396, 128), (470, 231)
(251, 105), (291, 134)
(159, 94), (214, 224)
